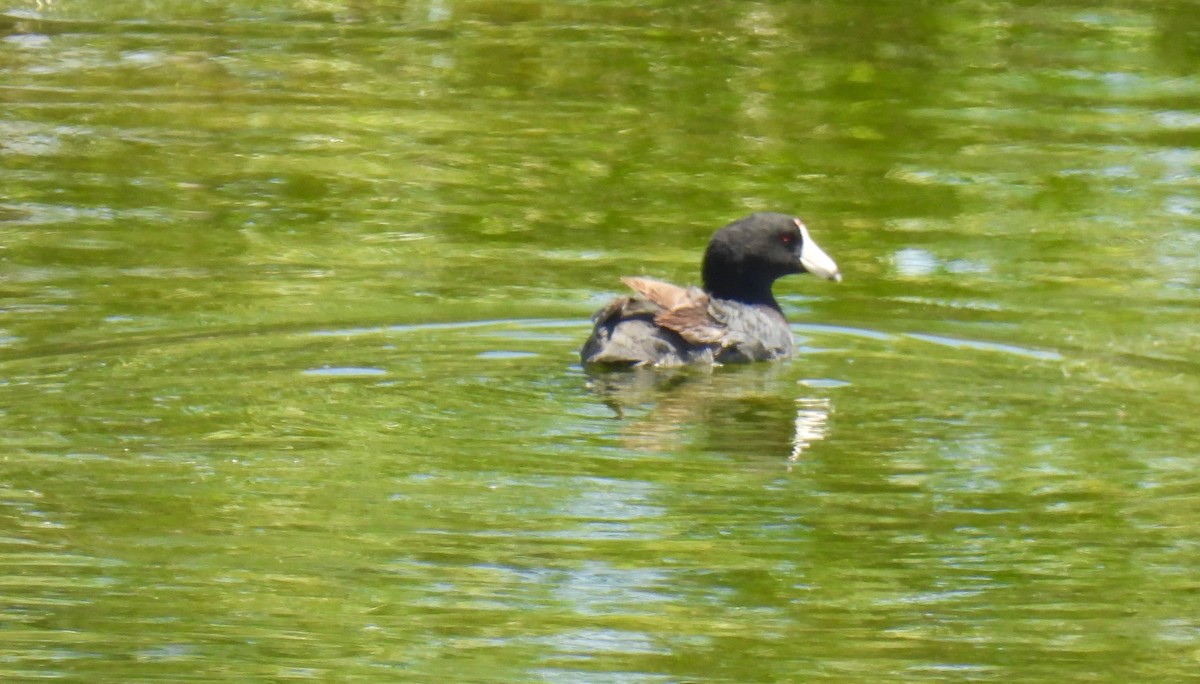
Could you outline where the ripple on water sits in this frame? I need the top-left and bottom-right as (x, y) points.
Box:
(301, 366), (388, 377)
(2, 312), (1198, 684)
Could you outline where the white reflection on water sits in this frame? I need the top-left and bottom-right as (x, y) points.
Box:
(788, 396), (833, 464)
(893, 247), (989, 278)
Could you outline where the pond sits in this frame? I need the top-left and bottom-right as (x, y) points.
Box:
(2, 1), (1199, 681)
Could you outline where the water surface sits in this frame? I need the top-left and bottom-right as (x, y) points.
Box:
(2, 1), (1199, 681)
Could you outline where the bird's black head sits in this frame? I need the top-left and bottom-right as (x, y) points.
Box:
(701, 212), (840, 308)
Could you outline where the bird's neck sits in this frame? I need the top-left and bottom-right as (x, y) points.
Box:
(702, 262), (780, 310)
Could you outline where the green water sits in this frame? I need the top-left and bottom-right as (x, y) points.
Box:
(3, 1), (1199, 681)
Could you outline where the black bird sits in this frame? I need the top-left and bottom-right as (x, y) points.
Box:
(580, 212), (841, 367)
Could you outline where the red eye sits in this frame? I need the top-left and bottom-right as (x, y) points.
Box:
(779, 232), (797, 246)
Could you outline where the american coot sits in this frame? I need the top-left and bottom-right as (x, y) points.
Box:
(580, 212), (841, 368)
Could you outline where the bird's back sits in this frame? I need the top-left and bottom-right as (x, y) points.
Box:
(579, 294), (712, 367)
(580, 278), (794, 368)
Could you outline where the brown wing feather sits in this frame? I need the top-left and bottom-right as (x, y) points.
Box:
(620, 277), (695, 311)
(621, 277), (727, 346)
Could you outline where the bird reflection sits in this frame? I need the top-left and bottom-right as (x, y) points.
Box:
(585, 364), (834, 462)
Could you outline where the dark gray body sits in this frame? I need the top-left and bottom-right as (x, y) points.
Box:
(580, 291), (796, 367)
